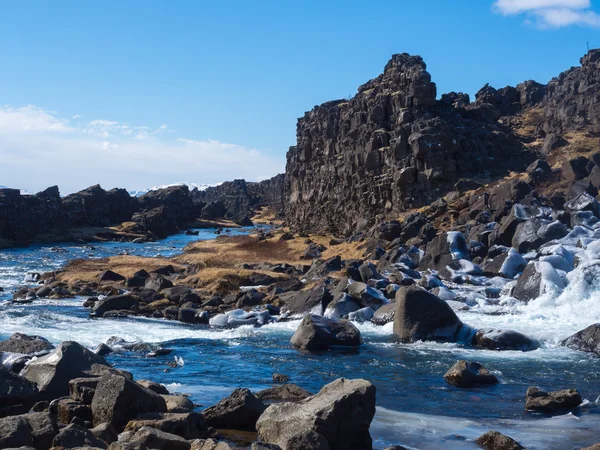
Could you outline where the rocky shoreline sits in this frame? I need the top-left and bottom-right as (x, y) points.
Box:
(1, 331), (592, 450)
(0, 177), (284, 250)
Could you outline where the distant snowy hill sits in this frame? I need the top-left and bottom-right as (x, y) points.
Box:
(129, 182), (221, 197)
(0, 185), (32, 195)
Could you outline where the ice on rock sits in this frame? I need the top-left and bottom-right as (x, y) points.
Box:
(447, 231), (470, 260)
(536, 261), (566, 296)
(499, 248), (527, 278)
(539, 254), (574, 272)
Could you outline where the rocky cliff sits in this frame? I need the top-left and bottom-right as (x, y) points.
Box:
(0, 173), (285, 247)
(284, 50), (600, 236)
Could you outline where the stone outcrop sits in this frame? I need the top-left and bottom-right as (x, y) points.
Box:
(0, 173), (284, 248)
(256, 378), (375, 450)
(284, 53), (533, 235)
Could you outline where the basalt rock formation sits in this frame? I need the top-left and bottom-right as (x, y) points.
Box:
(191, 174), (286, 224)
(0, 174), (284, 248)
(284, 49), (600, 236)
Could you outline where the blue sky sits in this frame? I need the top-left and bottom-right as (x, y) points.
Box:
(0, 0), (598, 193)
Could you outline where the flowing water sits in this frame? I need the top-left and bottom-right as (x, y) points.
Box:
(1, 229), (600, 449)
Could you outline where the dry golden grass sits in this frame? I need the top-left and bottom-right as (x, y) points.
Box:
(251, 207), (284, 225)
(56, 229), (366, 294)
(59, 256), (181, 284)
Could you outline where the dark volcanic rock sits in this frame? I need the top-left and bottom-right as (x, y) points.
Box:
(52, 423), (107, 449)
(278, 285), (333, 316)
(393, 286), (465, 343)
(562, 323), (600, 355)
(91, 373), (167, 429)
(0, 365), (38, 407)
(475, 431), (524, 450)
(256, 378), (376, 450)
(202, 388), (265, 431)
(443, 360), (499, 388)
(473, 329), (540, 351)
(525, 386), (581, 413)
(124, 412), (207, 439)
(91, 294), (140, 317)
(290, 314), (362, 350)
(0, 332), (54, 354)
(21, 341), (112, 400)
(284, 53), (532, 235)
(256, 384), (313, 402)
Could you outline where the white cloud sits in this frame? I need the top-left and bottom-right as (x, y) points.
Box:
(0, 105), (284, 194)
(493, 0), (600, 27)
(0, 105), (73, 133)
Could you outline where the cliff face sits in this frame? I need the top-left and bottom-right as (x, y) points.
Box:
(541, 50), (600, 136)
(0, 173), (285, 247)
(192, 174), (285, 222)
(284, 50), (600, 236)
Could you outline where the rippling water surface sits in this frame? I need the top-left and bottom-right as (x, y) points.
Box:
(1, 228), (600, 449)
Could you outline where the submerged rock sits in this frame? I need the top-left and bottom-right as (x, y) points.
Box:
(393, 286), (466, 343)
(525, 386), (581, 413)
(256, 378), (375, 450)
(475, 431), (524, 450)
(290, 314), (362, 350)
(473, 329), (540, 351)
(443, 361), (499, 388)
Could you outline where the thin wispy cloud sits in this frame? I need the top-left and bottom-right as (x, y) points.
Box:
(0, 105), (284, 194)
(493, 0), (600, 27)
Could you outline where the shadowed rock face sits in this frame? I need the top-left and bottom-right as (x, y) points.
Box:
(284, 53), (533, 236)
(0, 173), (284, 247)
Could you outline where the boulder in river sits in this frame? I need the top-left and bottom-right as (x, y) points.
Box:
(525, 386), (581, 413)
(0, 332), (54, 354)
(91, 294), (140, 317)
(91, 373), (167, 429)
(202, 388), (265, 431)
(473, 329), (540, 351)
(290, 314), (362, 350)
(443, 361), (499, 388)
(562, 323), (600, 355)
(393, 286), (466, 343)
(372, 302), (396, 325)
(256, 378), (375, 450)
(21, 341), (113, 400)
(475, 431), (524, 450)
(513, 261), (565, 302)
